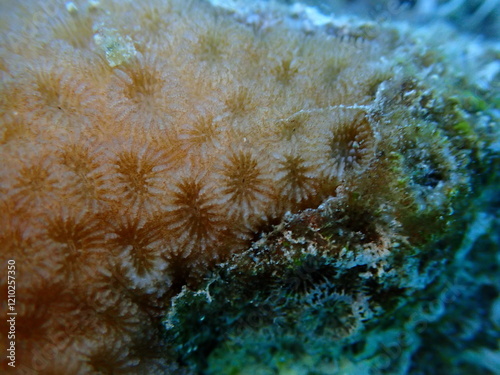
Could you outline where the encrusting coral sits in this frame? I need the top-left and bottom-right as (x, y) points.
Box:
(0, 0), (498, 374)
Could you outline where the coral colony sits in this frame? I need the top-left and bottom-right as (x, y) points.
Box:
(0, 0), (499, 374)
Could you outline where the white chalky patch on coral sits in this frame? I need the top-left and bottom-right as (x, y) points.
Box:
(93, 25), (137, 67)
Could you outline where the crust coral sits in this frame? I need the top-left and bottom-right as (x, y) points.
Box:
(0, 0), (498, 374)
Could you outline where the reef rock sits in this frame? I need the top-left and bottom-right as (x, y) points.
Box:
(0, 0), (498, 374)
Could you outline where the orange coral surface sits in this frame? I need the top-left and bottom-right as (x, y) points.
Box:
(0, 0), (406, 373)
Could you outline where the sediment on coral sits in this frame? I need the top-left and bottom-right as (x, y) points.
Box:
(0, 0), (498, 374)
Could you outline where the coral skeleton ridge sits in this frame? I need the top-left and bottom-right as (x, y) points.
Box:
(0, 0), (498, 374)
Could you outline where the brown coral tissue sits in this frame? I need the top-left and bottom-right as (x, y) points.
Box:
(0, 0), (483, 373)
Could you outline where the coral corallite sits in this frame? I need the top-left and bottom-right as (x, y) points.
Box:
(0, 0), (496, 374)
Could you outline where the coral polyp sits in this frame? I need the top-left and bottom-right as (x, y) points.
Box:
(323, 109), (376, 178)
